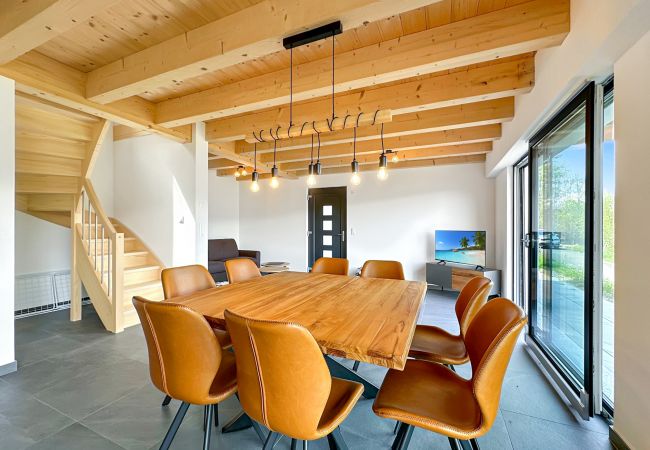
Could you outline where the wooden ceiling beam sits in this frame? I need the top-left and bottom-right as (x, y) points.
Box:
(277, 142), (491, 171)
(158, 0), (568, 127)
(260, 124), (499, 164)
(227, 154), (486, 178)
(0, 0), (120, 64)
(0, 52), (191, 143)
(208, 142), (296, 179)
(205, 54), (534, 142)
(86, 0), (439, 104)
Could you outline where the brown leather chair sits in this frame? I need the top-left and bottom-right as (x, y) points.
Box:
(408, 276), (492, 367)
(225, 258), (262, 284)
(224, 309), (364, 450)
(160, 265), (232, 412)
(373, 298), (527, 450)
(133, 296), (238, 450)
(311, 257), (349, 275)
(360, 260), (405, 280)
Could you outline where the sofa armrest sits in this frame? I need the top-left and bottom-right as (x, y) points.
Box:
(238, 250), (261, 267)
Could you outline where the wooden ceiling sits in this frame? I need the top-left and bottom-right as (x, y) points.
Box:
(0, 0), (570, 179)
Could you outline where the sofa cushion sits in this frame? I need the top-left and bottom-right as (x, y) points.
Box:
(208, 260), (226, 274)
(208, 239), (239, 260)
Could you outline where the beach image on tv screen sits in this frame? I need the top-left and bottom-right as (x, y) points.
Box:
(435, 230), (486, 266)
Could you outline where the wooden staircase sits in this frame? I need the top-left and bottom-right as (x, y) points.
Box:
(15, 95), (165, 332)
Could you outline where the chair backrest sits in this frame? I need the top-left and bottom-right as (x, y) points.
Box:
(161, 264), (215, 299)
(360, 260), (405, 280)
(454, 276), (493, 337)
(225, 258), (261, 284)
(224, 309), (332, 440)
(311, 257), (349, 276)
(132, 296), (222, 405)
(465, 298), (526, 433)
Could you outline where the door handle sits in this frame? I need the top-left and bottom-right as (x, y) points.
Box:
(333, 231), (345, 242)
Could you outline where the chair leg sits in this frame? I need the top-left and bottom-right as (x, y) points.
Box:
(251, 420), (267, 442)
(262, 432), (281, 450)
(392, 423), (407, 450)
(302, 441), (308, 450)
(159, 402), (190, 450)
(291, 439), (298, 450)
(447, 437), (462, 450)
(161, 395), (172, 406)
(393, 421), (400, 434)
(203, 406), (208, 431)
(399, 425), (414, 450)
(213, 404), (219, 427)
(203, 403), (213, 450)
(445, 364), (457, 373)
(352, 361), (360, 372)
(327, 427), (349, 450)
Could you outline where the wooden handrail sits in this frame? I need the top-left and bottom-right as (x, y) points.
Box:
(82, 178), (117, 236)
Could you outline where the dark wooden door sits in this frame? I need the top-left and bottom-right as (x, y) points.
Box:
(308, 187), (347, 269)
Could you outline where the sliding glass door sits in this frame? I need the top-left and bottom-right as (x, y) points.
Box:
(528, 83), (594, 417)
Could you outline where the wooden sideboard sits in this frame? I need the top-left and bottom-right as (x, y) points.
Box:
(426, 262), (501, 296)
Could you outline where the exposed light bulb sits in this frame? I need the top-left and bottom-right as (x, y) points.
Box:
(234, 171), (241, 178)
(250, 180), (260, 192)
(391, 153), (399, 163)
(241, 168), (248, 176)
(307, 174), (317, 186)
(377, 166), (388, 180)
(270, 177), (279, 188)
(351, 172), (361, 186)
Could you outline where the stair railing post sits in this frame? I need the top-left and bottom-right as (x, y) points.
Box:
(112, 232), (124, 333)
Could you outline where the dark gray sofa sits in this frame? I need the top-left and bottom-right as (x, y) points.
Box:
(208, 239), (261, 282)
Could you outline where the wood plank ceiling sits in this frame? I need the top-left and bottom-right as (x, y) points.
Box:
(1, 0), (571, 180)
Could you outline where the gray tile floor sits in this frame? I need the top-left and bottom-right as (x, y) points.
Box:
(1, 291), (613, 449)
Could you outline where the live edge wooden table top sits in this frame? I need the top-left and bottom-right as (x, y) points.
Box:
(168, 271), (427, 370)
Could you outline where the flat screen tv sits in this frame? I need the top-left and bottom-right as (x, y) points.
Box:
(435, 230), (486, 267)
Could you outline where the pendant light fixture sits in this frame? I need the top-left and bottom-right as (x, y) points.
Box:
(234, 166), (242, 178)
(314, 130), (322, 177)
(389, 150), (399, 163)
(306, 134), (316, 186)
(350, 126), (361, 186)
(250, 143), (260, 192)
(247, 21), (392, 145)
(377, 123), (388, 180)
(270, 137), (279, 189)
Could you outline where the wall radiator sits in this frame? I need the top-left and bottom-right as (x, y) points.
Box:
(15, 271), (89, 318)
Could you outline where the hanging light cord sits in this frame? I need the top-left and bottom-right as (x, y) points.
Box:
(317, 131), (321, 162)
(273, 138), (277, 168)
(253, 143), (257, 172)
(289, 47), (293, 127)
(353, 127), (357, 161)
(380, 123), (386, 156)
(331, 32), (335, 122)
(310, 135), (314, 165)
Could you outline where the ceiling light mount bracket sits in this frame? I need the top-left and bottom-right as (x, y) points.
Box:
(283, 21), (342, 50)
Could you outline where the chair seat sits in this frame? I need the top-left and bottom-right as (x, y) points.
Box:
(207, 351), (238, 403)
(213, 328), (232, 349)
(316, 377), (364, 437)
(408, 325), (468, 365)
(373, 360), (482, 440)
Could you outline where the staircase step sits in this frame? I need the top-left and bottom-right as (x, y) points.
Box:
(123, 264), (162, 285)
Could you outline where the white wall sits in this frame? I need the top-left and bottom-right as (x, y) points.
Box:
(208, 174), (240, 242)
(91, 122), (114, 216)
(487, 0), (650, 176)
(0, 76), (16, 372)
(612, 30), (650, 450)
(494, 169), (513, 298)
(114, 132), (207, 267)
(239, 164), (496, 280)
(14, 212), (71, 276)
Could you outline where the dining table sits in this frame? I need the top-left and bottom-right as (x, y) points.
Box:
(166, 270), (427, 436)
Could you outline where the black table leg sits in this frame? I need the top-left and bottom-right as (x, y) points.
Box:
(324, 355), (379, 399)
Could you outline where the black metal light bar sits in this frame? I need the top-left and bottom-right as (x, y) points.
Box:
(283, 21), (342, 49)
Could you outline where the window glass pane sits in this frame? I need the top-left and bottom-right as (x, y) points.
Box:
(323, 220), (332, 231)
(323, 205), (333, 216)
(532, 102), (587, 385)
(323, 235), (332, 246)
(323, 250), (333, 258)
(602, 87), (615, 405)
